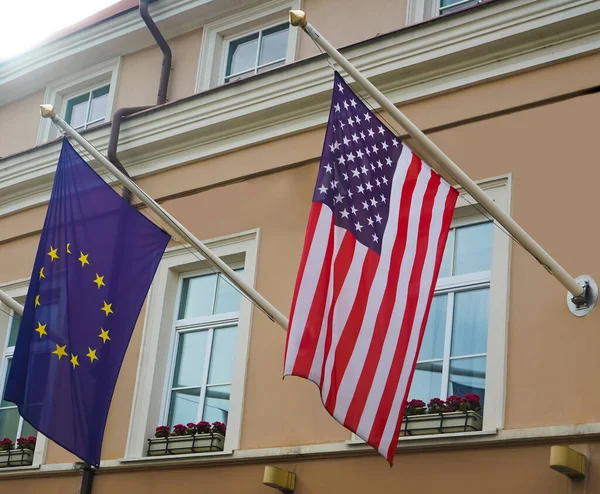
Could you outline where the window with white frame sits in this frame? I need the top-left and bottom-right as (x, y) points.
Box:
(224, 23), (289, 84)
(37, 58), (120, 144)
(0, 304), (38, 442)
(64, 84), (111, 131)
(195, 0), (300, 91)
(409, 217), (492, 409)
(406, 0), (484, 25)
(162, 267), (244, 427)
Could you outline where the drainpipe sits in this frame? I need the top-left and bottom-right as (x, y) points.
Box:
(107, 0), (172, 203)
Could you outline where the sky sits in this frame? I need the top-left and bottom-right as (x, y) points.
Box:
(0, 0), (120, 61)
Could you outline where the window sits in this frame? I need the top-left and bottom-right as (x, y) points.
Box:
(195, 0), (300, 91)
(224, 24), (289, 83)
(64, 85), (110, 131)
(409, 220), (492, 409)
(440, 0), (482, 14)
(162, 267), (244, 427)
(0, 306), (37, 442)
(37, 57), (120, 144)
(125, 232), (258, 459)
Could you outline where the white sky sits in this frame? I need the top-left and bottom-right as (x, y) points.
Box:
(0, 0), (121, 61)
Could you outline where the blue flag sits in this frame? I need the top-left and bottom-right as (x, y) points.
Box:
(4, 138), (170, 466)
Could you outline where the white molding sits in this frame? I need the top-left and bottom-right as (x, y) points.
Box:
(36, 58), (121, 145)
(406, 0), (439, 25)
(0, 279), (48, 469)
(125, 230), (258, 460)
(1, 0), (599, 219)
(195, 0), (301, 91)
(3, 421), (600, 477)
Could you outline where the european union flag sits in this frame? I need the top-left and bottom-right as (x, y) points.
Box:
(4, 138), (170, 467)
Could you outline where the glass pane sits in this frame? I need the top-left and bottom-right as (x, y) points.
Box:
(66, 93), (90, 129)
(88, 86), (110, 123)
(172, 331), (208, 388)
(418, 295), (447, 361)
(207, 326), (237, 385)
(178, 274), (217, 319)
(1, 358), (12, 407)
(450, 288), (489, 357)
(256, 60), (285, 74)
(448, 356), (486, 406)
(168, 388), (201, 426)
(8, 312), (21, 347)
(203, 385), (230, 424)
(441, 0), (479, 12)
(213, 269), (244, 314)
(408, 361), (442, 403)
(0, 408), (19, 442)
(227, 33), (259, 77)
(453, 222), (493, 275)
(438, 229), (454, 278)
(259, 24), (288, 66)
(20, 420), (37, 439)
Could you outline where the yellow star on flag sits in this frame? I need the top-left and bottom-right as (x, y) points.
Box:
(52, 344), (67, 360)
(34, 321), (47, 338)
(70, 354), (80, 369)
(47, 246), (59, 262)
(86, 348), (98, 363)
(34, 295), (40, 307)
(101, 301), (113, 317)
(99, 328), (111, 343)
(39, 267), (45, 280)
(93, 274), (105, 289)
(66, 243), (72, 254)
(78, 252), (90, 267)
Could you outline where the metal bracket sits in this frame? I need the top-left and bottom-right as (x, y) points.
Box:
(567, 275), (598, 317)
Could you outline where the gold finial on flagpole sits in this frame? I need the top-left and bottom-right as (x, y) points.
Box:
(289, 10), (307, 28)
(40, 104), (56, 119)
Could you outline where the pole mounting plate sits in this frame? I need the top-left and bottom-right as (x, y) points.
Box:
(567, 274), (598, 317)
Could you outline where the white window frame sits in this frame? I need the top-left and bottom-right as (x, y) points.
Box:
(0, 279), (48, 469)
(195, 0), (301, 92)
(37, 57), (121, 144)
(159, 262), (244, 426)
(406, 0), (483, 25)
(125, 230), (259, 459)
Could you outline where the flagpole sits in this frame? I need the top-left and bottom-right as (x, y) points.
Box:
(288, 10), (598, 316)
(39, 106), (290, 331)
(0, 289), (23, 316)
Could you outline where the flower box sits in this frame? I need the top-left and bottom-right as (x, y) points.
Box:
(147, 433), (225, 456)
(400, 410), (483, 436)
(0, 448), (34, 467)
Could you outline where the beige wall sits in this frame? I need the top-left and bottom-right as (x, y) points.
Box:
(0, 90), (44, 159)
(114, 28), (203, 108)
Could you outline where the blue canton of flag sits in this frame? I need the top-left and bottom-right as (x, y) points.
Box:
(4, 138), (170, 467)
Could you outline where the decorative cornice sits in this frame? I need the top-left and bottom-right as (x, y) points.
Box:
(0, 0), (599, 219)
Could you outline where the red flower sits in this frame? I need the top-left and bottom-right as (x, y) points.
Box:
(404, 399), (427, 416)
(446, 395), (464, 412)
(0, 438), (13, 451)
(172, 424), (187, 436)
(211, 422), (226, 435)
(196, 421), (211, 434)
(427, 398), (448, 414)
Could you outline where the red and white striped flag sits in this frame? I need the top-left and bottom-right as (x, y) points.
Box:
(284, 72), (458, 463)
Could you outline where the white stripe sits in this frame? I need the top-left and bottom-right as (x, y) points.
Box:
(332, 146), (413, 421)
(284, 206), (333, 374)
(356, 165), (432, 440)
(308, 224), (345, 383)
(378, 181), (451, 457)
(321, 239), (368, 407)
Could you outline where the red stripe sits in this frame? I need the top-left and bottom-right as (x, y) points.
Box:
(385, 185), (459, 461)
(285, 202), (324, 362)
(319, 231), (356, 387)
(324, 248), (380, 412)
(368, 172), (441, 450)
(291, 211), (335, 378)
(343, 155), (423, 431)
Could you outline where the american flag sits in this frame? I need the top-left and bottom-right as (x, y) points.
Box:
(284, 72), (458, 463)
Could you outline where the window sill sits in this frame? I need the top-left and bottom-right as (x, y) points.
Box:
(346, 429), (498, 446)
(0, 464), (40, 473)
(119, 449), (233, 464)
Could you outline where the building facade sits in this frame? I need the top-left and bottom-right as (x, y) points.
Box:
(1, 0), (600, 491)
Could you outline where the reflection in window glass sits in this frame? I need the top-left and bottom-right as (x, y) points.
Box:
(410, 362), (442, 404)
(451, 289), (489, 357)
(65, 84), (110, 131)
(453, 222), (492, 275)
(418, 295), (446, 361)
